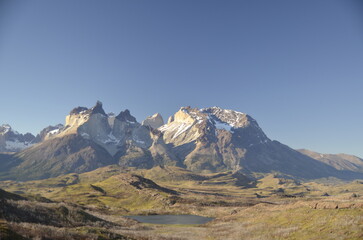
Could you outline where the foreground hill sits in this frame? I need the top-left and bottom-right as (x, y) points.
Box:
(0, 187), (132, 240)
(0, 102), (362, 181)
(0, 166), (178, 214)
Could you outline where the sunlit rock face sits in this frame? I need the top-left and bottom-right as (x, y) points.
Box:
(142, 113), (164, 130)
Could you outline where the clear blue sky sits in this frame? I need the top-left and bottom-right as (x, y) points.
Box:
(0, 0), (362, 157)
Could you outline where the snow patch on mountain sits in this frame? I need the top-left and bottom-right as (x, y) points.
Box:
(172, 123), (193, 139)
(80, 132), (90, 138)
(103, 132), (118, 144)
(214, 120), (232, 131)
(49, 129), (60, 135)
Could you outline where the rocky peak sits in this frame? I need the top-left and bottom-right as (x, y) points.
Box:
(35, 124), (64, 142)
(201, 107), (253, 129)
(159, 107), (211, 146)
(69, 106), (88, 115)
(63, 102), (108, 138)
(0, 124), (12, 134)
(107, 112), (116, 117)
(171, 107), (205, 124)
(116, 109), (137, 123)
(23, 133), (36, 142)
(69, 101), (106, 116)
(0, 124), (35, 139)
(112, 109), (153, 151)
(142, 113), (164, 129)
(89, 101), (107, 116)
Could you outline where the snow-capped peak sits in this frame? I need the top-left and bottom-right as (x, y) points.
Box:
(0, 124), (36, 152)
(203, 106), (245, 115)
(201, 107), (250, 128)
(0, 124), (21, 135)
(0, 124), (12, 134)
(142, 113), (164, 129)
(164, 106), (254, 132)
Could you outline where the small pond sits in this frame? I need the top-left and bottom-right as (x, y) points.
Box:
(126, 214), (214, 225)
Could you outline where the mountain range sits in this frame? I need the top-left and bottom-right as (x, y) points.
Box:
(1, 101), (362, 181)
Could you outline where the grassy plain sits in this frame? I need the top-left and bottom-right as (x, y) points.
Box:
(0, 165), (362, 239)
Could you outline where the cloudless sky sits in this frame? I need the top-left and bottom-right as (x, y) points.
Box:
(0, 0), (362, 157)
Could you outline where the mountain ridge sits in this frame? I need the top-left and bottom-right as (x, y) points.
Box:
(0, 102), (362, 181)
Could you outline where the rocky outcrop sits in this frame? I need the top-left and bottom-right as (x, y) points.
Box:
(116, 109), (136, 122)
(112, 113), (178, 168)
(34, 124), (64, 142)
(308, 201), (363, 209)
(142, 113), (164, 129)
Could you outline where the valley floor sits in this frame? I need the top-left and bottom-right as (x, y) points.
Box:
(0, 166), (362, 240)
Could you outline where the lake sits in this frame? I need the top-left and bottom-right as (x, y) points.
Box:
(126, 214), (214, 225)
